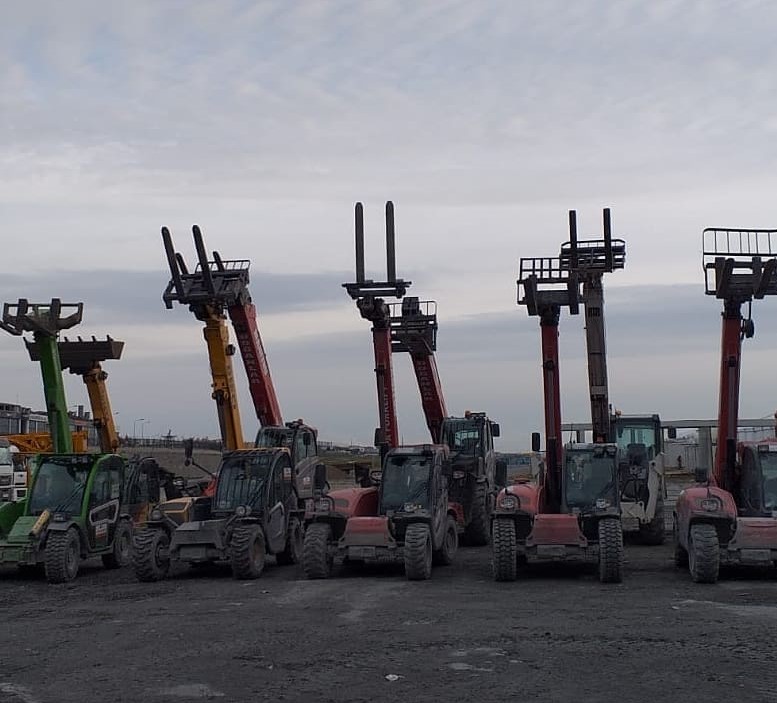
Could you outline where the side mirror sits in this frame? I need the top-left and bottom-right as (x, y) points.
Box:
(303, 433), (311, 446)
(495, 459), (507, 488)
(694, 466), (709, 483)
(667, 427), (677, 440)
(313, 463), (327, 493)
(183, 438), (194, 465)
(491, 423), (501, 438)
(442, 459), (453, 478)
(531, 432), (541, 453)
(374, 427), (384, 448)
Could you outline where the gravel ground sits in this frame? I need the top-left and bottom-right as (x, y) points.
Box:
(1, 543), (776, 703)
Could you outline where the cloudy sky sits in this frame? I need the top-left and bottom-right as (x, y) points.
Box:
(3, 1), (777, 450)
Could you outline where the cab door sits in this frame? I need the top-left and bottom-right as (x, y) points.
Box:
(87, 456), (124, 550)
(265, 458), (287, 553)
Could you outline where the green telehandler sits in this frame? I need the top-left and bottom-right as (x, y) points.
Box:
(0, 299), (153, 583)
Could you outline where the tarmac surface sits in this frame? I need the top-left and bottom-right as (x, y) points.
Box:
(1, 542), (776, 703)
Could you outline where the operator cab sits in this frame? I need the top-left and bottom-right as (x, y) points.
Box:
(562, 444), (619, 517)
(613, 415), (662, 461)
(255, 421), (317, 465)
(378, 446), (447, 517)
(213, 449), (292, 518)
(27, 454), (105, 518)
(613, 415), (662, 503)
(0, 440), (13, 468)
(737, 443), (777, 517)
(441, 413), (499, 459)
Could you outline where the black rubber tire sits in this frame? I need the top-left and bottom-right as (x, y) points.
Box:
(230, 524), (266, 580)
(639, 500), (666, 545)
(688, 523), (719, 584)
(44, 529), (80, 584)
(404, 523), (433, 580)
(464, 481), (491, 546)
(433, 516), (458, 566)
(302, 522), (333, 579)
(102, 520), (132, 569)
(492, 517), (518, 582)
(132, 528), (171, 582)
(598, 518), (624, 584)
(673, 517), (688, 568)
(276, 517), (302, 566)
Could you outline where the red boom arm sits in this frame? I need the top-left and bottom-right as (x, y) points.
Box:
(409, 352), (447, 444)
(228, 302), (283, 428)
(714, 302), (743, 490)
(372, 325), (399, 449)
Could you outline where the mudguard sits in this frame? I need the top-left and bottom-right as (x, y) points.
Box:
(674, 485), (737, 550)
(326, 486), (379, 518)
(493, 483), (539, 519)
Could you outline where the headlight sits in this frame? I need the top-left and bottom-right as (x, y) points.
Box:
(500, 495), (518, 510)
(52, 512), (68, 523)
(150, 508), (164, 521)
(595, 498), (609, 509)
(0, 489), (10, 501)
(700, 498), (721, 512)
(235, 505), (250, 518)
(403, 502), (422, 513)
(314, 499), (331, 513)
(452, 471), (466, 480)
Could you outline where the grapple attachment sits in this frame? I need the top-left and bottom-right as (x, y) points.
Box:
(0, 299), (83, 337)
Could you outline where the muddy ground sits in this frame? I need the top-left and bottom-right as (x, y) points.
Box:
(0, 543), (776, 703)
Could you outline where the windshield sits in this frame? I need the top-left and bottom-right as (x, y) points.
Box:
(615, 423), (658, 459)
(214, 453), (273, 513)
(380, 455), (432, 512)
(441, 421), (481, 454)
(255, 428), (294, 449)
(28, 458), (92, 516)
(761, 453), (777, 511)
(564, 452), (617, 511)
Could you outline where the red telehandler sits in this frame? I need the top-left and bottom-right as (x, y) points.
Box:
(674, 227), (777, 583)
(491, 253), (624, 583)
(303, 202), (458, 580)
(389, 295), (503, 544)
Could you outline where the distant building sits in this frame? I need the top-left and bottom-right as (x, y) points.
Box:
(0, 402), (98, 446)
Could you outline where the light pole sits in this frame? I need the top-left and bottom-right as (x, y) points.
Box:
(141, 419), (151, 441)
(133, 418), (145, 439)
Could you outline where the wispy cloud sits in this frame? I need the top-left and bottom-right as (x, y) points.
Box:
(3, 2), (777, 443)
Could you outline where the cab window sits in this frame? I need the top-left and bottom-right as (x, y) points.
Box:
(90, 460), (122, 506)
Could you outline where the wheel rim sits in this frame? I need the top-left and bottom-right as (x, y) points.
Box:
(155, 536), (169, 568)
(119, 531), (130, 560)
